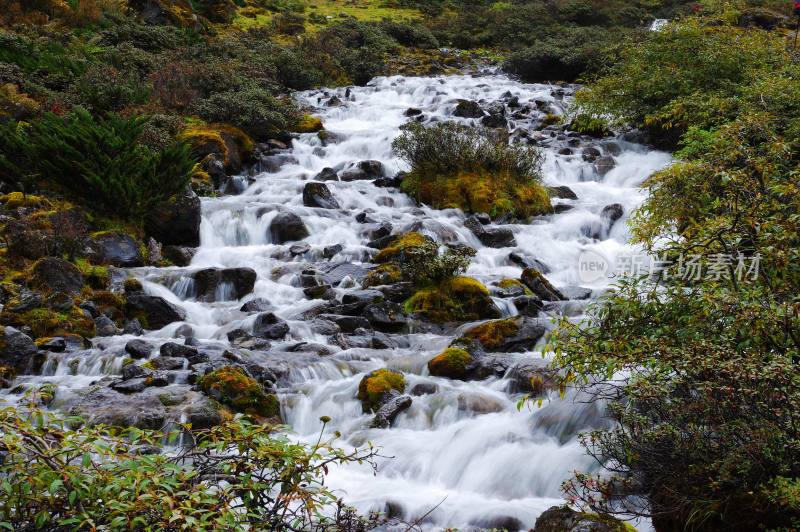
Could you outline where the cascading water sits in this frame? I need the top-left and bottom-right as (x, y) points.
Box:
(1, 72), (671, 530)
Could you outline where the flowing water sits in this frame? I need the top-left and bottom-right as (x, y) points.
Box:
(3, 72), (671, 530)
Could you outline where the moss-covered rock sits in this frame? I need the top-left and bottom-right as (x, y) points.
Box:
(181, 123), (254, 173)
(0, 192), (49, 211)
(405, 276), (500, 323)
(497, 278), (533, 295)
(295, 114), (324, 133)
(374, 232), (433, 263)
(357, 368), (406, 413)
(0, 306), (96, 340)
(401, 170), (552, 219)
(463, 316), (548, 353)
(465, 318), (519, 350)
(533, 505), (633, 532)
(428, 347), (472, 379)
(363, 263), (403, 288)
(197, 366), (280, 420)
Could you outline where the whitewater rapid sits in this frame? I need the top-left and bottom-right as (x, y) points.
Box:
(5, 73), (671, 530)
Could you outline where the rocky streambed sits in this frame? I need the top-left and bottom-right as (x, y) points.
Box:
(1, 72), (671, 530)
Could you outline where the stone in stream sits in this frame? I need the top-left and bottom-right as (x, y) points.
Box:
(533, 506), (629, 532)
(520, 268), (566, 301)
(160, 342), (198, 359)
(125, 294), (187, 330)
(481, 102), (508, 129)
(338, 167), (369, 182)
(192, 267), (257, 302)
(362, 301), (408, 333)
(0, 326), (39, 373)
(601, 203), (624, 226)
(38, 337), (66, 352)
(302, 182), (340, 209)
(323, 244), (343, 259)
(594, 155), (616, 176)
(313, 167), (339, 181)
(453, 99), (485, 118)
(269, 212), (309, 244)
(547, 185), (578, 200)
(240, 298), (271, 313)
(94, 315), (121, 337)
(252, 312), (290, 340)
(370, 393), (412, 429)
(464, 216), (517, 248)
(145, 187), (201, 247)
(125, 339), (153, 359)
(149, 356), (185, 371)
(89, 232), (144, 267)
(357, 160), (385, 178)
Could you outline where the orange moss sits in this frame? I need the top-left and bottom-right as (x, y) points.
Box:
(295, 114), (324, 133)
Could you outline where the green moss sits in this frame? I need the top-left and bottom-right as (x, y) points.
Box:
(180, 123), (254, 167)
(296, 114), (324, 133)
(428, 347), (472, 379)
(0, 192), (49, 210)
(374, 232), (433, 263)
(405, 276), (495, 323)
(497, 278), (533, 295)
(363, 263), (402, 288)
(124, 278), (143, 293)
(74, 259), (110, 289)
(541, 113), (562, 126)
(357, 368), (406, 413)
(464, 318), (519, 350)
(1, 306), (95, 339)
(198, 366), (280, 419)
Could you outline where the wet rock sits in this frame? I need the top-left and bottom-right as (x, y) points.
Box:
(481, 103), (507, 128)
(355, 211), (377, 224)
(30, 257), (83, 295)
(45, 292), (74, 312)
(582, 146), (602, 162)
(561, 286), (593, 300)
(121, 363), (149, 381)
(458, 392), (505, 415)
(269, 212), (309, 244)
(94, 315), (121, 337)
(303, 182), (340, 209)
(313, 167), (339, 181)
(149, 356), (185, 371)
(594, 155), (616, 176)
(465, 216), (517, 248)
(404, 108), (422, 117)
(311, 318), (340, 335)
(240, 298), (271, 313)
(601, 203), (624, 226)
(145, 187), (201, 247)
(125, 294), (187, 330)
(534, 506), (627, 532)
(374, 175), (403, 188)
(192, 267), (257, 302)
(367, 222), (392, 241)
(553, 204), (574, 214)
(512, 295), (544, 317)
(111, 378), (148, 394)
(319, 262), (371, 285)
(558, 147), (573, 155)
(471, 516), (524, 531)
(303, 285), (335, 300)
(323, 244), (343, 259)
(453, 99), (484, 118)
(342, 290), (384, 306)
(357, 160), (385, 178)
(161, 246), (196, 267)
(174, 324), (194, 339)
(228, 329), (273, 350)
(253, 312), (289, 340)
(0, 327), (38, 373)
(89, 232), (144, 267)
(521, 268), (565, 301)
(289, 243), (310, 256)
(125, 339), (153, 359)
(377, 282), (415, 303)
(547, 185), (578, 200)
(123, 318), (144, 336)
(317, 314), (370, 333)
(326, 95), (343, 107)
(463, 316), (548, 353)
(362, 301), (407, 333)
(410, 382), (438, 396)
(38, 337), (66, 352)
(7, 289), (43, 313)
(160, 342), (197, 359)
(370, 393), (412, 428)
(338, 167), (369, 182)
(508, 358), (558, 395)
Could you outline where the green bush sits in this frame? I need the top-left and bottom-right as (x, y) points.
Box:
(378, 21), (439, 48)
(0, 109), (195, 221)
(0, 406), (381, 530)
(192, 86), (299, 139)
(74, 64), (151, 114)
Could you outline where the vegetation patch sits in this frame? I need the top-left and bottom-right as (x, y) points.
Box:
(464, 318), (518, 351)
(428, 347), (472, 379)
(198, 366), (280, 419)
(373, 231), (432, 263)
(405, 276), (496, 323)
(357, 368), (406, 412)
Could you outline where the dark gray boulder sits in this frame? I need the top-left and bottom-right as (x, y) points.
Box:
(240, 298), (271, 313)
(313, 167), (339, 181)
(0, 326), (38, 373)
(521, 268), (566, 301)
(145, 187), (201, 247)
(362, 301), (408, 333)
(465, 216), (517, 248)
(89, 232), (144, 267)
(192, 267), (257, 302)
(253, 312), (290, 340)
(125, 339), (153, 359)
(453, 99), (484, 118)
(125, 294), (187, 330)
(269, 212), (309, 244)
(370, 393), (412, 428)
(303, 182), (340, 209)
(30, 257), (83, 295)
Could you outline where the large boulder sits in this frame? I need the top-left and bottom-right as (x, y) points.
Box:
(370, 394), (412, 429)
(145, 187), (201, 247)
(192, 267), (257, 302)
(0, 326), (38, 374)
(357, 369), (406, 413)
(30, 258), (83, 295)
(253, 312), (289, 339)
(89, 232), (144, 267)
(521, 268), (565, 301)
(362, 301), (408, 333)
(453, 99), (485, 118)
(302, 182), (340, 209)
(465, 216), (517, 248)
(481, 103), (508, 129)
(534, 506), (630, 532)
(463, 316), (548, 353)
(125, 294), (187, 330)
(269, 212), (309, 244)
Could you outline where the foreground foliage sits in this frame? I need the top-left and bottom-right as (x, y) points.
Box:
(553, 9), (800, 530)
(0, 407), (381, 531)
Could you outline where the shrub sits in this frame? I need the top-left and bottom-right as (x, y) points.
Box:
(393, 122), (548, 218)
(0, 406), (382, 530)
(378, 21), (439, 48)
(0, 109), (195, 221)
(192, 86), (299, 139)
(74, 64), (151, 114)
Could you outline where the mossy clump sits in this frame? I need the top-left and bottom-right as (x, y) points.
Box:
(0, 306), (95, 340)
(363, 263), (402, 288)
(124, 278), (144, 294)
(497, 278), (533, 295)
(198, 366), (280, 420)
(74, 259), (110, 289)
(374, 232), (433, 264)
(464, 318), (519, 350)
(541, 113), (562, 126)
(357, 368), (406, 413)
(0, 192), (49, 210)
(295, 114), (324, 133)
(428, 347), (472, 379)
(402, 170), (552, 219)
(405, 276), (498, 323)
(180, 123), (254, 167)
(569, 113), (611, 138)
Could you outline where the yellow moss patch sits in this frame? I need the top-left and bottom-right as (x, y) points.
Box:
(465, 318), (519, 350)
(542, 113), (562, 126)
(497, 278), (533, 295)
(363, 263), (402, 288)
(296, 114), (324, 133)
(0, 306), (95, 339)
(180, 123), (254, 166)
(374, 232), (432, 263)
(405, 276), (495, 323)
(357, 368), (406, 412)
(402, 170), (551, 218)
(0, 192), (49, 210)
(198, 366), (280, 419)
(428, 347), (472, 379)
(74, 259), (110, 290)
